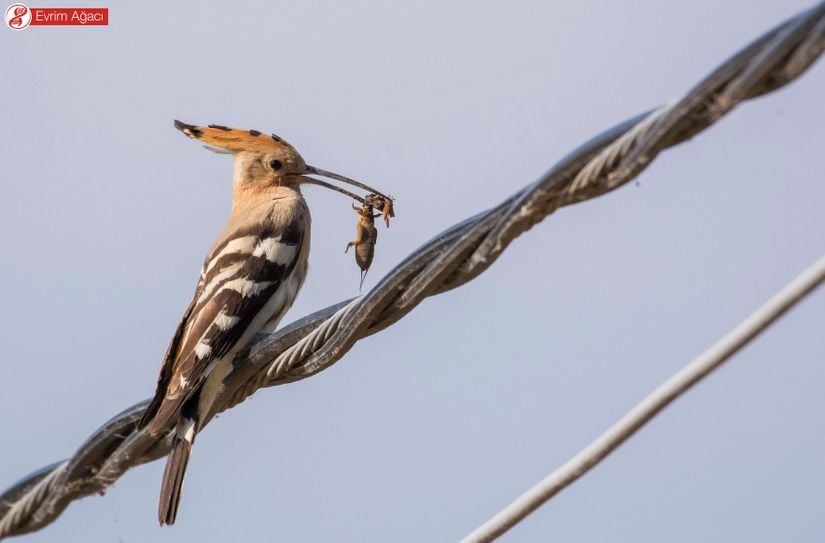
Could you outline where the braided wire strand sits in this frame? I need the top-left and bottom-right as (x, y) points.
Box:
(0, 462), (67, 538)
(266, 298), (362, 381)
(2, 3), (823, 539)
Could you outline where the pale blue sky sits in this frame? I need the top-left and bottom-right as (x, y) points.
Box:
(1, 1), (823, 541)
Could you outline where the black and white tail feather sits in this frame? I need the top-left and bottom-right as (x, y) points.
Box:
(158, 417), (196, 525)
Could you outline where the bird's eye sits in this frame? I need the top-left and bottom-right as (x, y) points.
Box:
(269, 159), (283, 171)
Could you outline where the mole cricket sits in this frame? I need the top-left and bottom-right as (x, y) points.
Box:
(345, 193), (394, 289)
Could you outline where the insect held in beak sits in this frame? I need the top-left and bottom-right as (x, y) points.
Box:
(345, 198), (382, 290)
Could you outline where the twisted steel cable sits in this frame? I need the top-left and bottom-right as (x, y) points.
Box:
(2, 3), (824, 539)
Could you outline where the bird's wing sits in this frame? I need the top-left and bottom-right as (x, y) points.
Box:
(143, 220), (304, 435)
(138, 297), (197, 430)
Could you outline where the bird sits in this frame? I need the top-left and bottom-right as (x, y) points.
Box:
(138, 120), (390, 526)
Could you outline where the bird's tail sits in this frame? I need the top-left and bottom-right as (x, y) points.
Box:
(158, 417), (196, 525)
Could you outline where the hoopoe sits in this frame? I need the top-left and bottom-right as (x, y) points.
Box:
(138, 120), (390, 526)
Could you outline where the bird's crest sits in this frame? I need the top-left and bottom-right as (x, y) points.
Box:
(173, 120), (294, 154)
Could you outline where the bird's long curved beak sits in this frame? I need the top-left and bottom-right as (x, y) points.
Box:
(302, 165), (391, 200)
(299, 176), (366, 204)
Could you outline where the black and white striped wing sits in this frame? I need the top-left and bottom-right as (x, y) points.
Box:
(138, 298), (196, 430)
(143, 223), (303, 434)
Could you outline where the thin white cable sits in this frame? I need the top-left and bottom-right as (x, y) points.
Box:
(461, 253), (825, 543)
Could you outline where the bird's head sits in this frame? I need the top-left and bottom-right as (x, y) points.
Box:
(173, 120), (389, 205)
